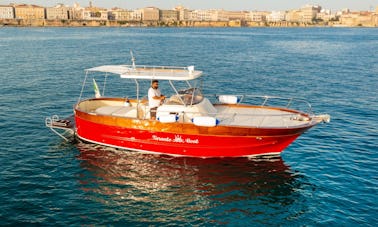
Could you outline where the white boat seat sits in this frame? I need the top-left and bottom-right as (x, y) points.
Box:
(95, 106), (137, 118)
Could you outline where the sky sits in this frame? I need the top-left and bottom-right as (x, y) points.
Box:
(2, 0), (378, 12)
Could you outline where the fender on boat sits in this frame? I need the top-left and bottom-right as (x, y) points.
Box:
(218, 95), (240, 104)
(192, 116), (219, 127)
(158, 114), (178, 123)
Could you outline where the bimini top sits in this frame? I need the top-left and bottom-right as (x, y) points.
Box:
(86, 65), (203, 81)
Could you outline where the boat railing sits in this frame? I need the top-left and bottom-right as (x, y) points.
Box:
(211, 94), (314, 115)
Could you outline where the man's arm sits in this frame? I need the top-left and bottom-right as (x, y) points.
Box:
(153, 95), (166, 100)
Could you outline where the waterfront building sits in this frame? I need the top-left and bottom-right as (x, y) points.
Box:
(285, 10), (301, 22)
(316, 9), (335, 22)
(99, 11), (108, 20)
(69, 3), (84, 20)
(220, 10), (247, 21)
(141, 7), (159, 21)
(82, 9), (91, 20)
(214, 10), (229, 21)
(14, 4), (45, 19)
(374, 8), (378, 26)
(300, 5), (321, 22)
(159, 10), (178, 21)
(188, 9), (248, 22)
(246, 11), (267, 22)
(340, 11), (374, 26)
(174, 6), (192, 21)
(130, 9), (142, 21)
(46, 4), (69, 20)
(0, 5), (14, 19)
(80, 1), (108, 20)
(83, 6), (108, 20)
(189, 10), (219, 21)
(110, 8), (133, 21)
(83, 10), (108, 20)
(266, 11), (286, 22)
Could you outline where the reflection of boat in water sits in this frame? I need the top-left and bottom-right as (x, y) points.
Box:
(46, 54), (330, 157)
(76, 142), (300, 208)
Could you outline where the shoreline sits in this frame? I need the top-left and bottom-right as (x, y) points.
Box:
(1, 19), (376, 28)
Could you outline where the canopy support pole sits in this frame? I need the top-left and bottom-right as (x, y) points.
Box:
(77, 70), (89, 104)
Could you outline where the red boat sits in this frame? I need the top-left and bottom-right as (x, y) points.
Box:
(46, 59), (330, 158)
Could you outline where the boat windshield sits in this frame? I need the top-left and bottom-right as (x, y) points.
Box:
(167, 87), (204, 106)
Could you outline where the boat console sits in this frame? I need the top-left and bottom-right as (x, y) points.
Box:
(157, 97), (217, 123)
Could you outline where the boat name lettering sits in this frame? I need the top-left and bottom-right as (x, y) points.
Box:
(185, 138), (199, 144)
(152, 135), (199, 144)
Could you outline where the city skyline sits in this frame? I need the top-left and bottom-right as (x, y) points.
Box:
(2, 0), (378, 12)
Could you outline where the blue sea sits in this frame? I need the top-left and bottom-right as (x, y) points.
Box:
(0, 27), (377, 226)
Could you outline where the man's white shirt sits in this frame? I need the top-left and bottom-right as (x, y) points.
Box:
(148, 87), (162, 108)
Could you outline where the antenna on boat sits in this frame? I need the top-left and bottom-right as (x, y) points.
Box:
(130, 50), (136, 69)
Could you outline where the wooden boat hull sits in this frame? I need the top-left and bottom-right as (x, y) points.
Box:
(75, 110), (315, 157)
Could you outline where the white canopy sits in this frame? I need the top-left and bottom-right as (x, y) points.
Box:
(86, 65), (203, 81)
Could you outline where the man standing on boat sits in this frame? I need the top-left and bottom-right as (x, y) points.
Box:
(148, 80), (166, 120)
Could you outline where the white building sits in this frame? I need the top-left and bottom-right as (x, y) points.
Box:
(83, 9), (108, 20)
(130, 9), (142, 21)
(246, 11), (267, 22)
(317, 9), (336, 21)
(189, 10), (218, 21)
(70, 3), (84, 20)
(266, 11), (286, 22)
(0, 5), (15, 19)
